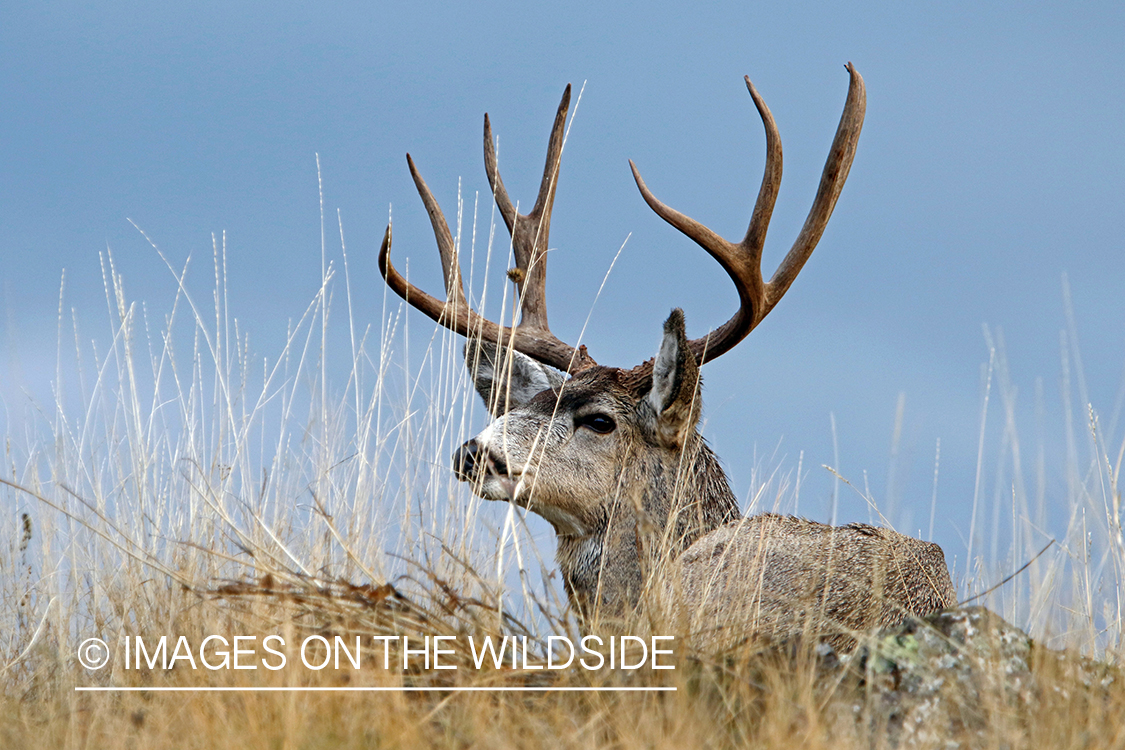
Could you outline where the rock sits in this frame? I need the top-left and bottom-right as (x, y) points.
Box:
(821, 606), (1119, 749)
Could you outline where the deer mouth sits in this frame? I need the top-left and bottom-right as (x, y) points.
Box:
(482, 473), (525, 503)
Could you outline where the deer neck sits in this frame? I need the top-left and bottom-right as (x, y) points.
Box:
(555, 432), (740, 620)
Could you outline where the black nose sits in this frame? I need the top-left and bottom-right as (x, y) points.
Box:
(453, 440), (483, 482)
(453, 440), (507, 482)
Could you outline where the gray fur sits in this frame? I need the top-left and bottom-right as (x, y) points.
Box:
(662, 515), (955, 651)
(464, 340), (566, 417)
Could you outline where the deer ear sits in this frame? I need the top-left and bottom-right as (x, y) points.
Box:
(646, 309), (702, 446)
(464, 340), (566, 417)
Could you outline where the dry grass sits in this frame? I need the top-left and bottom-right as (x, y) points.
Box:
(1, 220), (1123, 749)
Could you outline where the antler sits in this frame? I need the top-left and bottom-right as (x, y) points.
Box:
(629, 63), (866, 365)
(382, 67), (865, 378)
(378, 85), (596, 374)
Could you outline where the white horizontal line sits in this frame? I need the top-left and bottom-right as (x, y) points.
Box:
(75, 686), (676, 693)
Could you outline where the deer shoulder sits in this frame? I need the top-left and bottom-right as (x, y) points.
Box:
(666, 514), (955, 650)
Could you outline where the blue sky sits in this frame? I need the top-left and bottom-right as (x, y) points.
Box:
(2, 2), (1123, 571)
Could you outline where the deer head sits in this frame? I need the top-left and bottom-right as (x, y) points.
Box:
(379, 66), (867, 620)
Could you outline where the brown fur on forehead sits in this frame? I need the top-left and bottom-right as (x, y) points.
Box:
(525, 365), (653, 412)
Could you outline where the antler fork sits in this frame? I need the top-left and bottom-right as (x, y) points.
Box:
(628, 62), (865, 367)
(378, 85), (596, 374)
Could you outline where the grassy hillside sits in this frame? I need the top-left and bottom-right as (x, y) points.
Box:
(1, 240), (1122, 748)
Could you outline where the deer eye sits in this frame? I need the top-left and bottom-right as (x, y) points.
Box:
(576, 413), (616, 435)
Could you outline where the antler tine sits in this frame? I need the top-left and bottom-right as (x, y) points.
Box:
(765, 62), (865, 309)
(483, 115), (516, 235)
(377, 155), (471, 335)
(483, 84), (572, 332)
(379, 223), (453, 327)
(629, 64), (865, 366)
(405, 153), (468, 311)
(741, 75), (784, 267)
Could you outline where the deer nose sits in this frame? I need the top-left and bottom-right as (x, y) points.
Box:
(453, 440), (508, 481)
(453, 440), (483, 482)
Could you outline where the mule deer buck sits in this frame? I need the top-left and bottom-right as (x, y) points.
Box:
(378, 65), (955, 651)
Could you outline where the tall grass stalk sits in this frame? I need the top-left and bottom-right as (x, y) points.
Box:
(1, 201), (1122, 747)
